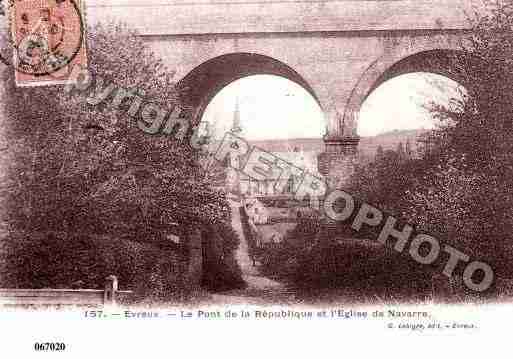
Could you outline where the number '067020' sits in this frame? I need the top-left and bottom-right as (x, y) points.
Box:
(33, 342), (66, 351)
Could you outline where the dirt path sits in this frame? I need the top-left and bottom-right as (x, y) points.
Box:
(210, 199), (296, 305)
(229, 198), (258, 276)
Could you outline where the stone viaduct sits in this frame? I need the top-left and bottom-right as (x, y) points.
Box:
(90, 1), (474, 185)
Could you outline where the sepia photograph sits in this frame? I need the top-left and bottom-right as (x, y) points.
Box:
(0, 0), (510, 357)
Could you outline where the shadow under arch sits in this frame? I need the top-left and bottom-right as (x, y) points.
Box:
(177, 53), (321, 124)
(344, 49), (471, 132)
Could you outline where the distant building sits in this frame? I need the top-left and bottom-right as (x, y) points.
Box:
(239, 143), (323, 197)
(416, 131), (437, 156)
(222, 97), (325, 198)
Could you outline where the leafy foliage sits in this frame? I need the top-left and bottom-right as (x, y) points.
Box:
(0, 23), (240, 295)
(348, 147), (426, 217)
(348, 1), (513, 292)
(0, 231), (190, 302)
(1, 22), (230, 238)
(259, 219), (431, 301)
(401, 1), (513, 277)
(201, 222), (245, 292)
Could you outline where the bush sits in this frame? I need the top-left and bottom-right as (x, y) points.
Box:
(200, 223), (246, 292)
(0, 231), (191, 303)
(259, 220), (432, 301)
(239, 205), (257, 252)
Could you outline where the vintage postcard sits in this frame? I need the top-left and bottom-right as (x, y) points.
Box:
(0, 0), (510, 357)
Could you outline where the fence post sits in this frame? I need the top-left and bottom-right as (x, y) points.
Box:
(104, 275), (118, 306)
(187, 228), (203, 288)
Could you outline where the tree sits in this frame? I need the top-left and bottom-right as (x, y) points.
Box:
(375, 145), (384, 162)
(349, 146), (427, 217)
(405, 139), (413, 159)
(1, 22), (231, 237)
(0, 23), (245, 296)
(3, 19), (240, 290)
(396, 142), (405, 161)
(402, 0), (513, 284)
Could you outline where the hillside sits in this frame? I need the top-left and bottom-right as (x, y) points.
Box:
(248, 129), (429, 163)
(358, 129), (429, 162)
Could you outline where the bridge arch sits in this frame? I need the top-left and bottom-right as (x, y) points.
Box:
(344, 49), (469, 135)
(177, 52), (322, 124)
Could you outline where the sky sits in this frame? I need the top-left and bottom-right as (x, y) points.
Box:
(201, 75), (325, 141)
(201, 73), (463, 140)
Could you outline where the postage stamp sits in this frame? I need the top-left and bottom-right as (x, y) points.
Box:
(10, 0), (86, 86)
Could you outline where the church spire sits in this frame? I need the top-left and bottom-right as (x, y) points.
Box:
(231, 95), (243, 134)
